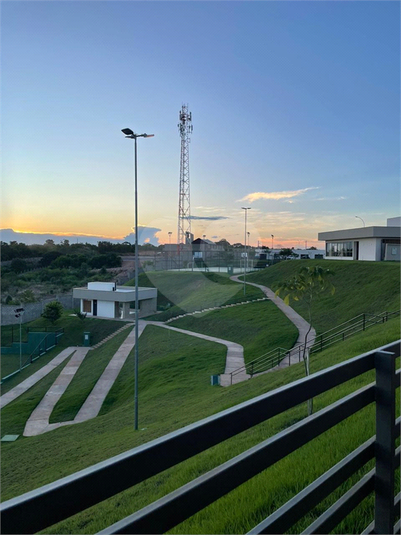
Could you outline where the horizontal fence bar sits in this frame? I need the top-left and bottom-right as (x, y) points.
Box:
(301, 470), (375, 534)
(97, 383), (375, 534)
(250, 425), (400, 535)
(1, 341), (399, 535)
(248, 437), (375, 534)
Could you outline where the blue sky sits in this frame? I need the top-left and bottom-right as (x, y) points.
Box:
(1, 1), (400, 247)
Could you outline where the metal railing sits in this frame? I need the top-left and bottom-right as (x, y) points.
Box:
(1, 340), (400, 534)
(230, 310), (400, 382)
(0, 329), (64, 384)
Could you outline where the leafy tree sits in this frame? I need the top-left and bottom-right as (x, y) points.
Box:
(20, 290), (36, 303)
(42, 301), (63, 324)
(275, 265), (335, 415)
(279, 248), (295, 258)
(10, 258), (28, 273)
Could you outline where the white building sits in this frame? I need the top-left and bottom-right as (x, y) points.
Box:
(318, 217), (400, 262)
(73, 282), (157, 320)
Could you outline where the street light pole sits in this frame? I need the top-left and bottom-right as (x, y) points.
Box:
(355, 215), (365, 227)
(242, 207), (251, 295)
(122, 128), (154, 431)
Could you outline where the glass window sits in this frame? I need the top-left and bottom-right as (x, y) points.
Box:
(326, 241), (353, 257)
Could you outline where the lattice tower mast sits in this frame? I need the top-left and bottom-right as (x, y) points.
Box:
(177, 104), (193, 245)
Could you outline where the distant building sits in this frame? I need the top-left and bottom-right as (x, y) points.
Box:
(73, 282), (157, 320)
(254, 248), (325, 260)
(318, 217), (400, 261)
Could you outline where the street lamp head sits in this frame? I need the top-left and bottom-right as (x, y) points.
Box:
(241, 206), (251, 210)
(122, 128), (134, 136)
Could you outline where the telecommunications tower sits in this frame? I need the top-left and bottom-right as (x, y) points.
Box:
(177, 104), (193, 245)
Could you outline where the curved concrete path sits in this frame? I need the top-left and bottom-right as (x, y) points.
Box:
(230, 275), (316, 369)
(146, 321), (248, 386)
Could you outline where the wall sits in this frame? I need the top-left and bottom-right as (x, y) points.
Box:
(359, 238), (381, 261)
(1, 294), (80, 326)
(96, 300), (115, 318)
(385, 243), (401, 261)
(139, 297), (157, 317)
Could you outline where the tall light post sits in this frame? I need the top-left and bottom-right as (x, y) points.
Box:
(271, 234), (274, 250)
(15, 307), (25, 371)
(168, 232), (172, 270)
(355, 215), (365, 227)
(122, 127), (154, 431)
(242, 207), (251, 295)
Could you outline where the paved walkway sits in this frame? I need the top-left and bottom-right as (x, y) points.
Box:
(23, 323), (146, 436)
(146, 321), (248, 386)
(0, 347), (77, 409)
(230, 275), (316, 369)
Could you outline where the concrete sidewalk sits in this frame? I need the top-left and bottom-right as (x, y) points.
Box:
(0, 347), (78, 410)
(146, 321), (248, 386)
(23, 324), (142, 436)
(231, 275), (316, 368)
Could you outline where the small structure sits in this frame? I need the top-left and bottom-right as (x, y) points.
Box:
(318, 217), (400, 261)
(73, 282), (157, 320)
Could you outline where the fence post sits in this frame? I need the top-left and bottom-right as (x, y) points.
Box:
(363, 313), (366, 331)
(288, 350), (291, 366)
(278, 347), (281, 365)
(251, 362), (254, 377)
(374, 350), (396, 535)
(320, 335), (323, 352)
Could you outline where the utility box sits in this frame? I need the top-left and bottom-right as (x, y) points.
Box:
(227, 266), (234, 275)
(83, 332), (91, 347)
(210, 375), (220, 386)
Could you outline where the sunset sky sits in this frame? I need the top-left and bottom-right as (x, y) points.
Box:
(2, 1), (400, 248)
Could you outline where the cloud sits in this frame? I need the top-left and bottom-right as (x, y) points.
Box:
(311, 196), (347, 201)
(189, 215), (229, 221)
(0, 227), (161, 246)
(239, 187), (319, 203)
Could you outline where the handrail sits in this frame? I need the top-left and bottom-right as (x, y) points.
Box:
(230, 310), (400, 380)
(1, 341), (399, 534)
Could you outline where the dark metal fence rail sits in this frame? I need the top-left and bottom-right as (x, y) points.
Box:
(231, 310), (400, 381)
(1, 341), (400, 534)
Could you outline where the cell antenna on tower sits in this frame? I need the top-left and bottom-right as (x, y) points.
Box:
(177, 104), (193, 245)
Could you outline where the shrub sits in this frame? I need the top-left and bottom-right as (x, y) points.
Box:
(42, 301), (63, 324)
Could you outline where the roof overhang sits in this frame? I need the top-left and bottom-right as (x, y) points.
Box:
(318, 226), (400, 241)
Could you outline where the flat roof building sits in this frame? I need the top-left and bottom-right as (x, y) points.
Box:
(318, 217), (400, 262)
(73, 282), (157, 320)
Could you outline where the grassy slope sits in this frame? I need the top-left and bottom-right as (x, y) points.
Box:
(247, 260), (400, 334)
(1, 320), (399, 535)
(127, 271), (264, 321)
(170, 300), (299, 364)
(1, 313), (124, 390)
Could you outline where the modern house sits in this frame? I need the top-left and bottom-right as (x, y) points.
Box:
(73, 282), (157, 320)
(318, 217), (401, 261)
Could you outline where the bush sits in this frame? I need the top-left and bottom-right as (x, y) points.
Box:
(42, 301), (63, 324)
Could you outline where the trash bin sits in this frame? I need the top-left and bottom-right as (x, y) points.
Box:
(210, 375), (220, 386)
(83, 332), (91, 347)
(227, 266), (233, 275)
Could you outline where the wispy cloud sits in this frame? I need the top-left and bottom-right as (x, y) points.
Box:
(189, 215), (229, 221)
(239, 187), (319, 203)
(311, 196), (347, 201)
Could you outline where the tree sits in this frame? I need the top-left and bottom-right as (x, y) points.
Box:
(275, 265), (335, 415)
(279, 248), (295, 258)
(42, 301), (63, 324)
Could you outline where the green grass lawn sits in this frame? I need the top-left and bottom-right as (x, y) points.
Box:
(170, 300), (299, 364)
(247, 260), (400, 334)
(1, 312), (125, 389)
(1, 318), (399, 534)
(126, 271), (264, 321)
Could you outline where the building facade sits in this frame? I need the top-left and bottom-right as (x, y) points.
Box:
(318, 217), (400, 262)
(73, 282), (157, 320)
